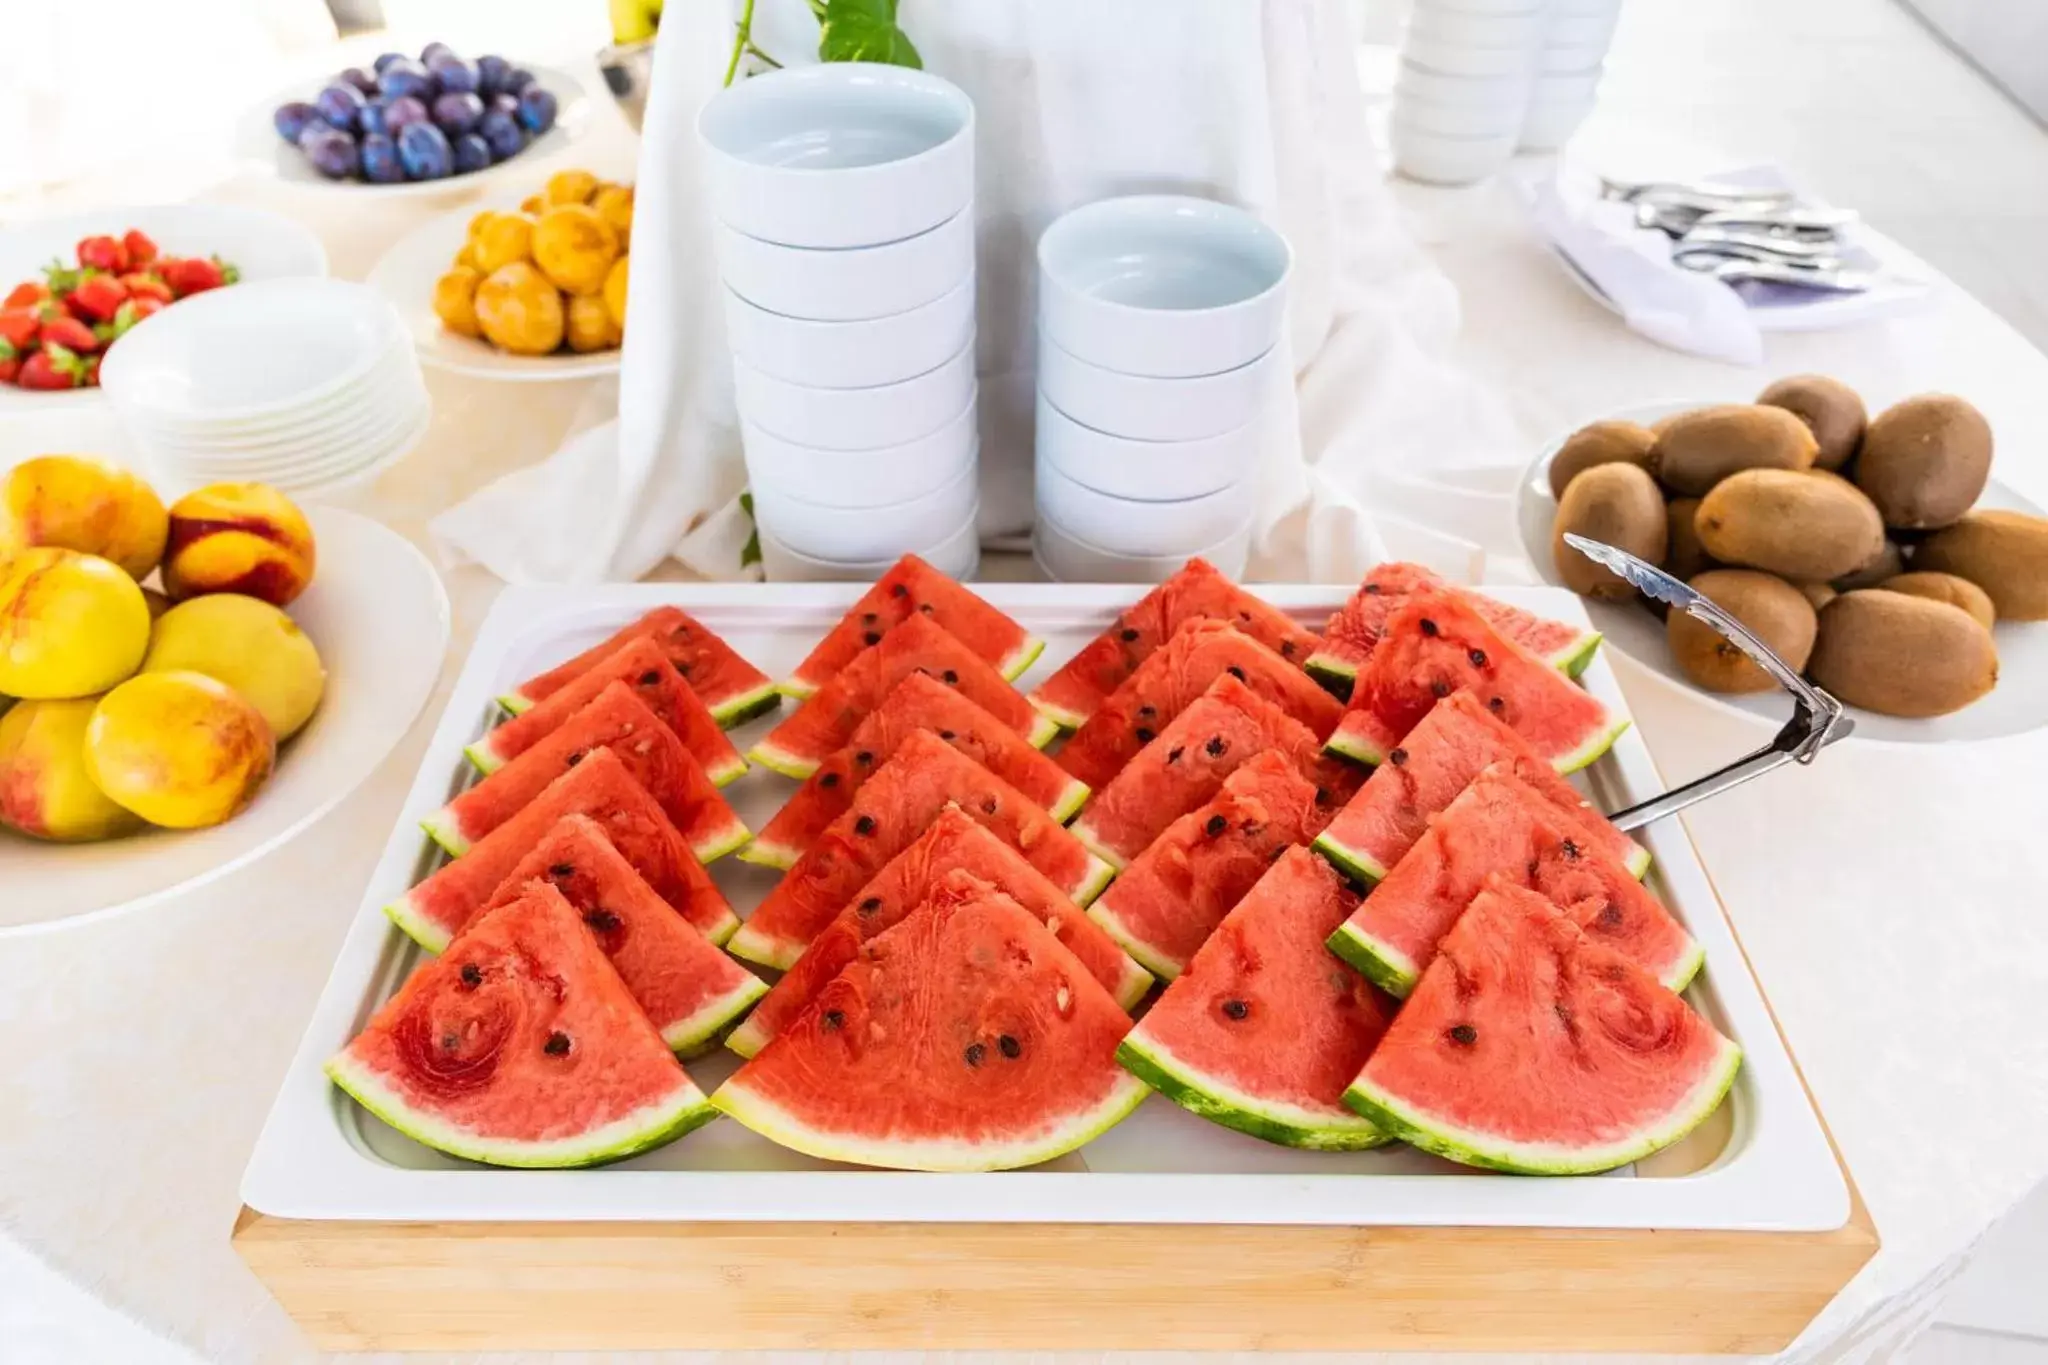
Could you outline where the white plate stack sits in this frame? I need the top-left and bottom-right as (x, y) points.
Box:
(98, 279), (429, 499)
(1522, 0), (1622, 152)
(698, 64), (981, 582)
(1392, 0), (1546, 184)
(1032, 196), (1290, 583)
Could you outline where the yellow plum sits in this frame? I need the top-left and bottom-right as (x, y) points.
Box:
(0, 697), (142, 841)
(0, 547), (151, 699)
(142, 594), (326, 741)
(162, 483), (317, 607)
(0, 455), (169, 581)
(84, 671), (275, 829)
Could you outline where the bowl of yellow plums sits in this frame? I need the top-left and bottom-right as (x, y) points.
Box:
(366, 166), (631, 379)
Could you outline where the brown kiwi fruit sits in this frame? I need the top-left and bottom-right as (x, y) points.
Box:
(1663, 497), (1716, 579)
(1551, 463), (1668, 600)
(1667, 570), (1817, 693)
(1755, 375), (1866, 471)
(1807, 590), (1998, 717)
(1547, 420), (1658, 499)
(1796, 582), (1837, 612)
(1913, 509), (2048, 620)
(1854, 394), (1992, 529)
(1650, 404), (1819, 496)
(1877, 571), (1996, 631)
(1694, 468), (1886, 583)
(1833, 538), (1907, 591)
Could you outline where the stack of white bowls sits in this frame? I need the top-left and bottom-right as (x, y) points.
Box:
(1521, 0), (1622, 152)
(98, 278), (428, 499)
(1391, 0), (1546, 184)
(1032, 196), (1290, 583)
(698, 64), (981, 582)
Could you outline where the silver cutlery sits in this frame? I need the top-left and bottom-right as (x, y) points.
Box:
(1673, 252), (1873, 293)
(1600, 176), (1797, 213)
(1676, 225), (1843, 262)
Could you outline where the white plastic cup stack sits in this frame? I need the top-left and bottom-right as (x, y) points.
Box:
(1390, 0), (1548, 184)
(1521, 0), (1622, 152)
(1031, 196), (1290, 583)
(698, 64), (980, 581)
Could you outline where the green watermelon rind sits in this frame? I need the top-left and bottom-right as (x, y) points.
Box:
(466, 733), (750, 789)
(418, 807), (753, 868)
(783, 636), (1048, 702)
(1027, 692), (1093, 734)
(723, 922), (809, 973)
(724, 1013), (772, 1060)
(384, 887), (742, 956)
(708, 1067), (1150, 1172)
(499, 680), (782, 730)
(1117, 1036), (1391, 1152)
(664, 972), (771, 1059)
(1341, 1034), (1742, 1176)
(1305, 631), (1604, 689)
(1325, 712), (1632, 778)
(734, 838), (800, 871)
(325, 1050), (719, 1169)
(1312, 820), (1651, 888)
(1084, 897), (1189, 985)
(1068, 816), (1130, 874)
(1326, 920), (1422, 999)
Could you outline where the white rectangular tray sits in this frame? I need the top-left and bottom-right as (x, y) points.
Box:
(242, 583), (1850, 1232)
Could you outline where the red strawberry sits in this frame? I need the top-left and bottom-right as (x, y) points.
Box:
(160, 256), (236, 297)
(3, 282), (46, 310)
(110, 296), (165, 338)
(18, 344), (88, 390)
(81, 354), (102, 387)
(119, 273), (173, 303)
(40, 316), (100, 354)
(76, 235), (130, 274)
(122, 229), (159, 267)
(0, 355), (20, 385)
(0, 308), (39, 353)
(65, 273), (128, 324)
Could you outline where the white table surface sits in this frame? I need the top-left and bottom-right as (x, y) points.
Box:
(6, 3), (2048, 1362)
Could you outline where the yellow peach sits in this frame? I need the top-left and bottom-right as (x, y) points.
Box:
(162, 483), (317, 607)
(466, 208), (496, 240)
(531, 205), (619, 296)
(520, 193), (544, 216)
(602, 255), (630, 333)
(142, 594), (326, 741)
(0, 548), (151, 699)
(545, 168), (601, 206)
(0, 697), (142, 841)
(472, 212), (535, 274)
(564, 293), (620, 353)
(591, 183), (634, 242)
(433, 266), (483, 339)
(1, 455), (169, 580)
(84, 671), (274, 829)
(475, 262), (566, 356)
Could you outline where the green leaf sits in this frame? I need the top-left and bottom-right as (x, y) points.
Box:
(817, 0), (921, 68)
(739, 491), (762, 569)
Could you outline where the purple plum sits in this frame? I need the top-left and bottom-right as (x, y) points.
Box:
(382, 95), (430, 132)
(315, 83), (367, 132)
(420, 41), (456, 64)
(377, 59), (435, 103)
(339, 66), (379, 96)
(272, 101), (319, 144)
(501, 67), (535, 96)
(432, 90), (485, 136)
(427, 55), (478, 95)
(485, 91), (518, 117)
(475, 54), (513, 96)
(451, 133), (492, 175)
(303, 128), (360, 180)
(477, 110), (526, 162)
(373, 51), (408, 73)
(360, 133), (404, 183)
(396, 121), (454, 180)
(515, 85), (557, 134)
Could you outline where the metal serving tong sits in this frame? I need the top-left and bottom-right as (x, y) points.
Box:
(1562, 535), (1856, 833)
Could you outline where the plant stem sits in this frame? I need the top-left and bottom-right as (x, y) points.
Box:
(746, 40), (782, 67)
(724, 0), (758, 86)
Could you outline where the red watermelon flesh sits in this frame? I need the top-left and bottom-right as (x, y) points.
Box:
(423, 682), (749, 864)
(727, 730), (1115, 970)
(743, 672), (1090, 870)
(387, 747), (739, 954)
(481, 816), (766, 1056)
(711, 870), (1148, 1171)
(500, 605), (779, 727)
(1087, 750), (1340, 982)
(1119, 847), (1396, 1150)
(727, 807), (1152, 1059)
(327, 883), (717, 1168)
(1029, 557), (1322, 731)
(781, 554), (1042, 700)
(1343, 880), (1740, 1175)
(1326, 589), (1627, 774)
(467, 637), (747, 786)
(1326, 765), (1699, 999)
(1315, 690), (1647, 885)
(1056, 619), (1345, 791)
(1308, 562), (1601, 687)
(1069, 676), (1322, 870)
(752, 614), (1057, 780)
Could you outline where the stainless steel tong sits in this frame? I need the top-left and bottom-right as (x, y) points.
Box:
(1562, 535), (1855, 833)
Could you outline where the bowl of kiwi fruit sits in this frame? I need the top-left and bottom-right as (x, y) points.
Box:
(1518, 377), (2048, 744)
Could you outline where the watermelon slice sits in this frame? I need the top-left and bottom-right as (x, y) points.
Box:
(1326, 589), (1627, 773)
(727, 730), (1115, 970)
(327, 884), (718, 1168)
(1343, 880), (1741, 1175)
(480, 816), (766, 1055)
(741, 672), (1089, 870)
(467, 637), (747, 785)
(728, 807), (1151, 1058)
(1087, 751), (1335, 981)
(1119, 848), (1396, 1150)
(387, 748), (740, 954)
(781, 554), (1042, 700)
(1057, 619), (1345, 791)
(422, 682), (749, 864)
(1326, 766), (1699, 999)
(1307, 562), (1602, 690)
(711, 870), (1148, 1170)
(1029, 557), (1322, 731)
(1069, 676), (1323, 870)
(751, 614), (1057, 779)
(1314, 691), (1647, 885)
(498, 605), (779, 727)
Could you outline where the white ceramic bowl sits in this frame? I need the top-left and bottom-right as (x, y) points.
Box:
(1519, 92), (1598, 152)
(760, 502), (980, 582)
(1546, 11), (1621, 45)
(697, 63), (974, 249)
(1391, 119), (1520, 185)
(1034, 507), (1251, 583)
(1411, 0), (1546, 14)
(1391, 90), (1529, 138)
(733, 339), (975, 450)
(1038, 196), (1290, 380)
(1541, 42), (1608, 75)
(724, 273), (975, 389)
(1035, 393), (1257, 501)
(753, 453), (978, 562)
(1393, 59), (1535, 109)
(1407, 6), (1550, 48)
(1037, 336), (1277, 442)
(1034, 451), (1246, 556)
(1402, 31), (1543, 78)
(1531, 68), (1604, 103)
(712, 207), (973, 322)
(115, 340), (419, 439)
(742, 396), (975, 509)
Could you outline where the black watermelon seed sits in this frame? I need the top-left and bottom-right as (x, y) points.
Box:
(822, 1010), (845, 1031)
(1388, 747), (1407, 766)
(863, 631), (881, 646)
(1281, 640), (1296, 656)
(638, 669), (662, 686)
(1560, 838), (1581, 861)
(1270, 843), (1288, 861)
(862, 611), (878, 624)
(563, 750), (584, 767)
(1138, 704), (1156, 719)
(939, 729), (955, 740)
(1555, 1002), (1574, 1025)
(1226, 665), (1246, 681)
(1134, 726), (1155, 743)
(583, 909), (621, 933)
(1167, 746), (1184, 763)
(1468, 648), (1488, 668)
(544, 1031), (572, 1056)
(1419, 619), (1439, 637)
(854, 815), (876, 836)
(1448, 1024), (1477, 1046)
(1238, 610), (1251, 622)
(1364, 583), (1382, 595)
(919, 602), (935, 614)
(942, 669), (958, 684)
(441, 1033), (459, 1050)
(998, 1034), (1021, 1059)
(981, 796), (998, 815)
(858, 896), (882, 917)
(855, 750), (873, 765)
(1488, 696), (1506, 713)
(891, 583), (909, 597)
(1120, 627), (1140, 642)
(964, 1042), (986, 1067)
(676, 662), (692, 678)
(1599, 903), (1623, 928)
(1315, 786), (1331, 803)
(1429, 680), (1451, 698)
(1205, 736), (1226, 756)
(1205, 815), (1228, 837)
(820, 771), (840, 788)
(1222, 998), (1250, 1021)
(459, 962), (482, 988)
(548, 862), (575, 879)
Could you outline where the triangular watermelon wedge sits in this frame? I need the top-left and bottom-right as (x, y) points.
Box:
(1307, 562), (1602, 690)
(422, 682), (749, 864)
(1325, 589), (1627, 774)
(780, 554), (1042, 700)
(327, 883), (718, 1168)
(1343, 880), (1741, 1175)
(741, 672), (1089, 870)
(1326, 765), (1699, 999)
(1315, 690), (1647, 885)
(1029, 558), (1322, 731)
(482, 816), (767, 1056)
(728, 730), (1115, 970)
(1057, 619), (1344, 791)
(728, 807), (1151, 1059)
(1119, 848), (1396, 1150)
(711, 870), (1149, 1171)
(498, 606), (779, 728)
